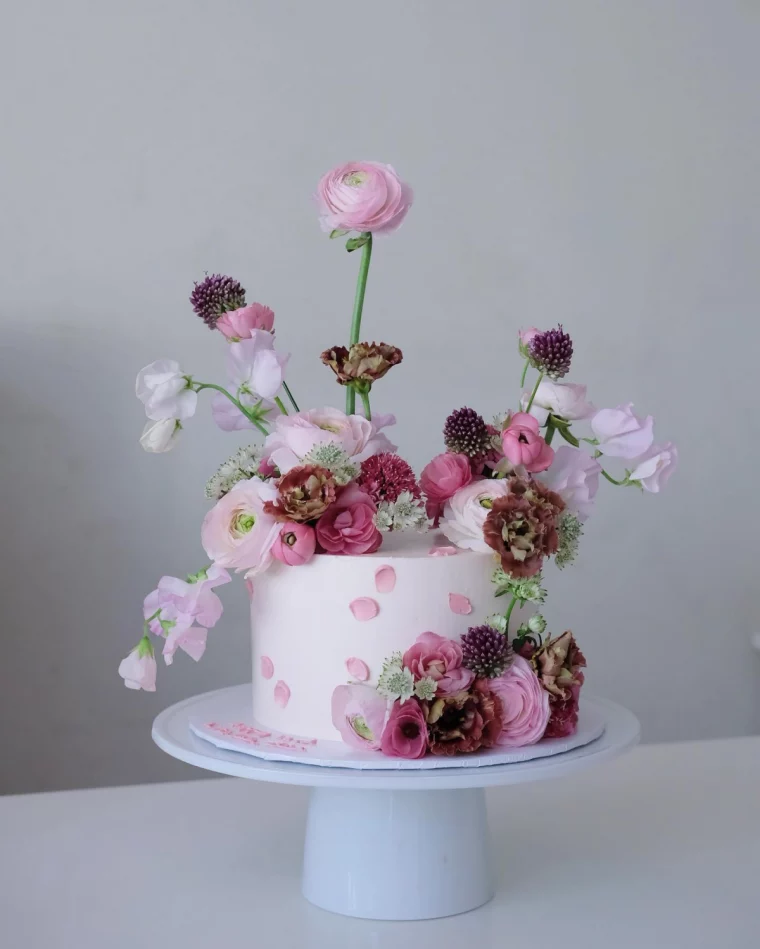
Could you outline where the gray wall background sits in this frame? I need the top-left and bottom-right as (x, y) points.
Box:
(1, 0), (758, 794)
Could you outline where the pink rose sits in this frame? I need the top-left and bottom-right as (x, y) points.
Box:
(402, 631), (474, 695)
(315, 484), (382, 555)
(501, 412), (555, 473)
(538, 445), (601, 521)
(316, 161), (413, 235)
(591, 403), (654, 459)
(420, 452), (472, 521)
(628, 442), (677, 493)
(271, 522), (317, 566)
(216, 303), (275, 340)
(264, 407), (396, 474)
(201, 477), (281, 576)
(489, 655), (550, 747)
(439, 478), (511, 552)
(331, 684), (387, 751)
(380, 698), (428, 759)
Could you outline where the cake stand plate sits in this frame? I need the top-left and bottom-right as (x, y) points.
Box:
(153, 685), (640, 921)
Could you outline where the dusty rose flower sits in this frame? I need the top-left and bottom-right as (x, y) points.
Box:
(264, 465), (337, 522)
(380, 697), (428, 759)
(402, 631), (474, 695)
(532, 631), (587, 738)
(316, 161), (413, 234)
(483, 478), (565, 578)
(426, 686), (503, 756)
(321, 342), (402, 386)
(315, 483), (382, 555)
(489, 656), (550, 747)
(216, 303), (275, 340)
(271, 522), (317, 566)
(501, 412), (554, 473)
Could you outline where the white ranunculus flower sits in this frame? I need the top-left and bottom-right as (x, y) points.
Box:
(136, 359), (197, 421)
(140, 418), (181, 453)
(439, 478), (511, 552)
(520, 380), (595, 426)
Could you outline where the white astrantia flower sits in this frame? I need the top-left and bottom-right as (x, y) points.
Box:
(376, 655), (415, 704)
(414, 676), (438, 701)
(485, 614), (508, 634)
(302, 443), (359, 485)
(555, 512), (583, 569)
(374, 491), (428, 533)
(205, 445), (262, 500)
(492, 567), (548, 604)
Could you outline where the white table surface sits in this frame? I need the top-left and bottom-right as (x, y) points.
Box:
(1, 736), (757, 949)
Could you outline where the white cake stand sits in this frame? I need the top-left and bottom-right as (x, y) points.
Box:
(153, 684), (640, 921)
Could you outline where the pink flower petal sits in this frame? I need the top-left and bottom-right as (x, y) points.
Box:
(260, 656), (274, 679)
(448, 593), (472, 615)
(374, 565), (396, 593)
(429, 545), (458, 557)
(245, 579), (255, 597)
(345, 657), (370, 681)
(349, 597), (379, 621)
(274, 680), (291, 708)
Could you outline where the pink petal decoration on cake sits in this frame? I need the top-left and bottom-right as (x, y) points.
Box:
(429, 545), (458, 557)
(260, 656), (274, 679)
(374, 565), (396, 593)
(274, 680), (291, 708)
(349, 597), (379, 621)
(345, 657), (370, 681)
(448, 593), (472, 615)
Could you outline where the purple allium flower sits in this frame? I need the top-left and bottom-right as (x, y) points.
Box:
(190, 274), (246, 329)
(528, 325), (573, 380)
(461, 624), (514, 678)
(443, 407), (490, 458)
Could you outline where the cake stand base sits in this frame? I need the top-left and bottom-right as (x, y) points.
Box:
(152, 686), (640, 921)
(303, 786), (491, 919)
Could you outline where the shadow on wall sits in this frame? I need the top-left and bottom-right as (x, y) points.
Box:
(0, 321), (250, 794)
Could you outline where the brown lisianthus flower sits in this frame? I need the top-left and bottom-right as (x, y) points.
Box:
(320, 342), (402, 386)
(483, 477), (565, 577)
(532, 631), (587, 739)
(264, 464), (337, 522)
(426, 685), (503, 756)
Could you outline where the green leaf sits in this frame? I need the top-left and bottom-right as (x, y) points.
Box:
(329, 229), (349, 239)
(346, 235), (369, 252)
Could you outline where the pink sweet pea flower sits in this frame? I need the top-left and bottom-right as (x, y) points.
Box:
(227, 332), (290, 402)
(118, 639), (157, 692)
(216, 303), (275, 340)
(316, 161), (413, 235)
(201, 478), (281, 576)
(538, 445), (601, 521)
(143, 564), (231, 635)
(331, 684), (387, 751)
(162, 624), (208, 665)
(501, 412), (555, 473)
(628, 442), (678, 493)
(380, 698), (428, 759)
(272, 522), (317, 566)
(211, 391), (276, 432)
(402, 631), (474, 695)
(591, 403), (654, 459)
(315, 484), (381, 555)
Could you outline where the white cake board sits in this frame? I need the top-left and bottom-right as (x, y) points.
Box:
(153, 684), (640, 921)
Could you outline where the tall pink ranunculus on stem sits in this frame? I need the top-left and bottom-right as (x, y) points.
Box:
(317, 161), (412, 417)
(501, 412), (554, 473)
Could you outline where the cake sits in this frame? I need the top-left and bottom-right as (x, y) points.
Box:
(122, 158), (677, 763)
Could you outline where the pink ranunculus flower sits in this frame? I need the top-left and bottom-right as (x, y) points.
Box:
(331, 683), (387, 751)
(501, 412), (555, 473)
(439, 478), (511, 552)
(143, 564), (231, 636)
(216, 303), (275, 340)
(489, 655), (550, 747)
(272, 522), (317, 566)
(402, 631), (474, 695)
(136, 359), (197, 421)
(591, 403), (654, 459)
(118, 639), (157, 692)
(628, 442), (678, 493)
(201, 477), (281, 576)
(264, 407), (396, 474)
(316, 161), (413, 235)
(521, 380), (595, 427)
(227, 331), (290, 402)
(538, 445), (601, 521)
(315, 484), (382, 555)
(380, 697), (428, 759)
(420, 452), (472, 521)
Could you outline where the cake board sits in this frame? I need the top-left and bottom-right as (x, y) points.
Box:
(152, 684), (640, 921)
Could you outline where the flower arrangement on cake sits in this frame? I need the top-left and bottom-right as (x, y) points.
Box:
(120, 160), (676, 760)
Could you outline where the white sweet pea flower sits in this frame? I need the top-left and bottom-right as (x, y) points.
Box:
(628, 442), (678, 493)
(591, 403), (654, 459)
(140, 418), (181, 453)
(136, 359), (197, 421)
(520, 380), (595, 426)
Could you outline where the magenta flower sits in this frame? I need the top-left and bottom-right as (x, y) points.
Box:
(216, 303), (275, 340)
(315, 484), (382, 555)
(271, 522), (317, 566)
(501, 412), (555, 473)
(331, 684), (387, 751)
(316, 161), (413, 235)
(420, 452), (472, 521)
(380, 698), (428, 759)
(402, 631), (474, 695)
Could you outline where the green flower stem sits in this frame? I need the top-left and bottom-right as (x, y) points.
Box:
(274, 396), (288, 416)
(346, 233), (373, 414)
(282, 381), (300, 413)
(504, 594), (518, 634)
(545, 417), (556, 445)
(194, 383), (269, 436)
(520, 358), (530, 388)
(524, 371), (544, 413)
(142, 609), (161, 637)
(359, 388), (372, 421)
(600, 468), (628, 486)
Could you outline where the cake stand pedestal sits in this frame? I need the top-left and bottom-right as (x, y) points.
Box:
(153, 685), (640, 921)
